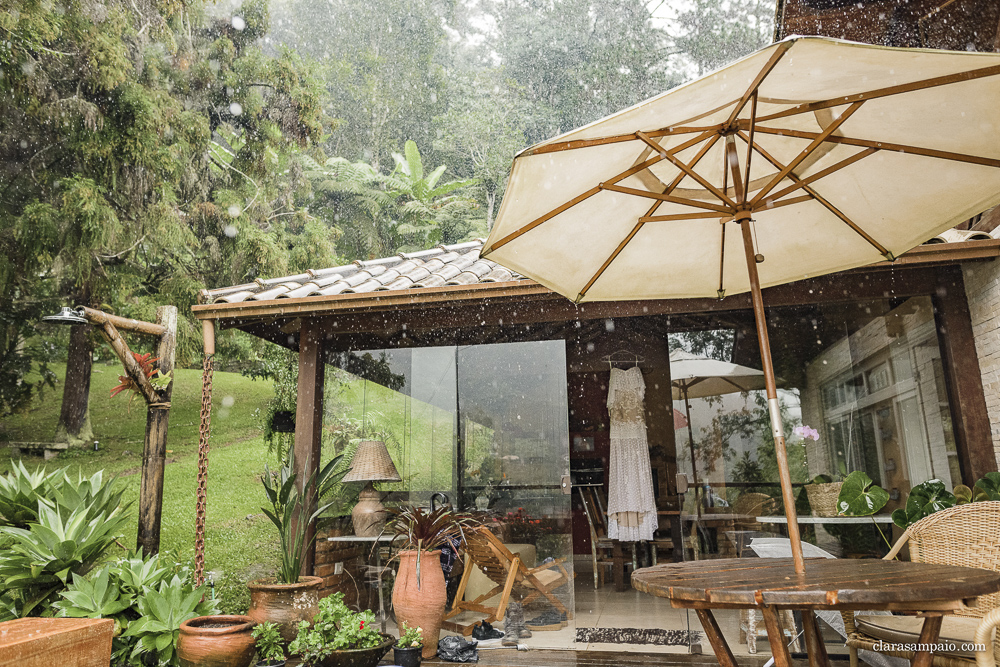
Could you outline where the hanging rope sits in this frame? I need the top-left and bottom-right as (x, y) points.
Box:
(194, 353), (214, 586)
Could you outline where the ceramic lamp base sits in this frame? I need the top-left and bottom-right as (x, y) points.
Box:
(352, 482), (386, 537)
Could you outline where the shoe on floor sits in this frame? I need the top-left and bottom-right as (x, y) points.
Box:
(472, 620), (504, 641)
(525, 611), (567, 631)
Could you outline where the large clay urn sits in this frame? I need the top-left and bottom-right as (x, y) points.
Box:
(392, 550), (447, 659)
(177, 615), (256, 667)
(247, 576), (322, 644)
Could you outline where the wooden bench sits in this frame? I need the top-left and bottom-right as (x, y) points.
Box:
(8, 441), (69, 460)
(0, 618), (113, 667)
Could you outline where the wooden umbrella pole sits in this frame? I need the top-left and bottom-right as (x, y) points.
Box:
(683, 385), (701, 517)
(737, 212), (806, 575)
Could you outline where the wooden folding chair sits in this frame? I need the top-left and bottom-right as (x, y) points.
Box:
(441, 526), (571, 636)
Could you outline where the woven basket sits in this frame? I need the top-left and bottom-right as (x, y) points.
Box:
(806, 482), (843, 517)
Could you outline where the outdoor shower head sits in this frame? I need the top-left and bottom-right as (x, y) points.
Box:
(42, 307), (89, 325)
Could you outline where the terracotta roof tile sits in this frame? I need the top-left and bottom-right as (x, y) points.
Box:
(198, 239), (521, 304)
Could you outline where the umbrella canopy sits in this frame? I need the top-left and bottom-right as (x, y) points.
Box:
(669, 349), (766, 400)
(482, 36), (1000, 574)
(482, 36), (1000, 303)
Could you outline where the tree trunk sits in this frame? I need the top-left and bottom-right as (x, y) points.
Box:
(54, 324), (94, 447)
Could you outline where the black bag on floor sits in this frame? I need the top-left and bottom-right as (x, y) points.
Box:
(437, 636), (479, 662)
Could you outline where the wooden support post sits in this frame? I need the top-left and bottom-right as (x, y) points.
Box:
(293, 318), (325, 577)
(137, 306), (177, 557)
(932, 268), (997, 482)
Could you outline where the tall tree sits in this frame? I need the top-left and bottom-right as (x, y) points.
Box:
(0, 0), (330, 432)
(671, 0), (775, 76)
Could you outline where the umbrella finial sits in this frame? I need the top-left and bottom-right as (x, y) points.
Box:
(716, 289), (726, 300)
(883, 251), (896, 262)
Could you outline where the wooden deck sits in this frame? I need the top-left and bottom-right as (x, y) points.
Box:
(419, 649), (812, 666)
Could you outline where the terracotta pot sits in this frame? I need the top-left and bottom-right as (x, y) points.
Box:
(316, 634), (395, 667)
(247, 576), (322, 644)
(177, 615), (256, 667)
(392, 550), (446, 659)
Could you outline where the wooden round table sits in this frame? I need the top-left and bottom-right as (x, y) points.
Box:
(633, 558), (1000, 667)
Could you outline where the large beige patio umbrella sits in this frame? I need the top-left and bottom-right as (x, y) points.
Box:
(481, 36), (1000, 574)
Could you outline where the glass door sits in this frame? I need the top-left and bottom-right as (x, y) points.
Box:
(456, 341), (575, 648)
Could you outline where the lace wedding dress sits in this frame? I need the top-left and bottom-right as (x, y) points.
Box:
(606, 366), (657, 541)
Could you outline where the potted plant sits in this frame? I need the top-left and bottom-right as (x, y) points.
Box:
(287, 592), (394, 667)
(384, 505), (478, 659)
(393, 623), (423, 667)
(252, 622), (286, 667)
(248, 452), (345, 643)
(177, 615), (257, 667)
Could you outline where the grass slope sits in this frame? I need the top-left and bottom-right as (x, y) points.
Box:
(0, 363), (280, 610)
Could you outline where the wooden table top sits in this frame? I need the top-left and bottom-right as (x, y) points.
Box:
(632, 557), (1000, 610)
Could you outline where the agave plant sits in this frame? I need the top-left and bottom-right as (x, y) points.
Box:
(261, 452), (345, 584)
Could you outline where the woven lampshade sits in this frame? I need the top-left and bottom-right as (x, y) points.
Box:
(343, 440), (401, 483)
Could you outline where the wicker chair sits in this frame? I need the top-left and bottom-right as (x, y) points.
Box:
(842, 502), (1000, 667)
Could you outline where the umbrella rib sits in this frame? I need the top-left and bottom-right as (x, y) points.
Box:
(725, 40), (794, 127)
(749, 125), (1000, 169)
(749, 101), (864, 207)
(637, 131), (737, 208)
(764, 194), (814, 210)
(739, 131), (893, 258)
(743, 92), (758, 203)
(483, 131), (716, 254)
(754, 62), (1000, 124)
(577, 133), (728, 300)
(601, 184), (733, 213)
(763, 147), (879, 204)
(522, 125), (723, 157)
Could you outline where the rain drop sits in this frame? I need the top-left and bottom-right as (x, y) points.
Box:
(229, 102), (243, 116)
(227, 205), (240, 218)
(222, 395), (235, 407)
(224, 225), (238, 237)
(232, 16), (246, 30)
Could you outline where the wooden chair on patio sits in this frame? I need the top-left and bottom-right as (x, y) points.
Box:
(842, 502), (1000, 667)
(442, 526), (572, 636)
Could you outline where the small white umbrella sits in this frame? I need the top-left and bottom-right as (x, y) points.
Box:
(482, 36), (1000, 573)
(670, 349), (766, 501)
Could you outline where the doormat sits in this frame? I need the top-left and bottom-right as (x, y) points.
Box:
(575, 627), (700, 646)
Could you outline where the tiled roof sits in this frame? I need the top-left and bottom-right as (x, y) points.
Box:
(199, 226), (1000, 305)
(198, 240), (524, 304)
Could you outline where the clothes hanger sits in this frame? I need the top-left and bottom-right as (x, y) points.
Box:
(601, 349), (645, 369)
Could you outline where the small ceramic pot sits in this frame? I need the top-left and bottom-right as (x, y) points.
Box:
(177, 615), (256, 667)
(393, 645), (422, 667)
(247, 576), (322, 644)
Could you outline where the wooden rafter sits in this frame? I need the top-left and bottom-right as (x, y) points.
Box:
(749, 101), (864, 207)
(762, 147), (878, 204)
(760, 194), (814, 210)
(749, 125), (1000, 169)
(725, 136), (745, 206)
(640, 211), (727, 223)
(483, 131), (715, 254)
(743, 92), (757, 203)
(755, 62), (1000, 124)
(738, 131), (892, 258)
(725, 40), (793, 127)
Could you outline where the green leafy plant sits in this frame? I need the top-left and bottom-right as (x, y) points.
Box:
(288, 593), (386, 666)
(973, 472), (1000, 501)
(891, 479), (956, 528)
(837, 471), (889, 516)
(397, 622), (423, 649)
(253, 622), (286, 665)
(261, 452), (345, 584)
(53, 551), (217, 666)
(0, 462), (128, 529)
(0, 499), (130, 617)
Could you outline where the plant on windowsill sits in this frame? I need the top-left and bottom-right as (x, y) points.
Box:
(384, 505), (479, 659)
(287, 592), (394, 667)
(247, 452), (345, 644)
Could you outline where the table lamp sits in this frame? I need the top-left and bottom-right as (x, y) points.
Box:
(343, 440), (401, 537)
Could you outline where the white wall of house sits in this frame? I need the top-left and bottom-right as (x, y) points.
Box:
(963, 259), (1000, 467)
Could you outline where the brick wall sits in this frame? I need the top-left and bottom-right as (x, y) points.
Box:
(314, 530), (377, 612)
(963, 260), (1000, 465)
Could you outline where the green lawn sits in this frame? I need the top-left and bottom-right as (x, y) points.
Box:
(0, 363), (280, 612)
